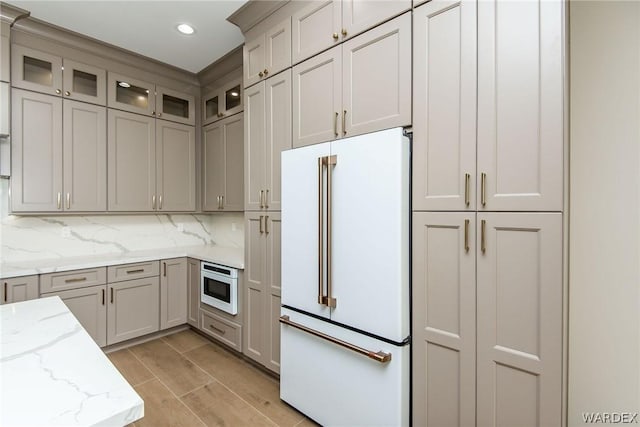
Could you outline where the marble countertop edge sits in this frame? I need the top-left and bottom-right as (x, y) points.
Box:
(0, 245), (244, 279)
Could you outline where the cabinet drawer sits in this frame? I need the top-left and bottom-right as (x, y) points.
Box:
(108, 261), (159, 283)
(200, 309), (242, 352)
(40, 267), (107, 293)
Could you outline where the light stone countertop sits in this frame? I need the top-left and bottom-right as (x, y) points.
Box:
(0, 245), (244, 279)
(0, 296), (144, 426)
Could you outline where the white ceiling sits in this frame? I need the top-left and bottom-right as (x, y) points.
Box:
(7, 1), (249, 73)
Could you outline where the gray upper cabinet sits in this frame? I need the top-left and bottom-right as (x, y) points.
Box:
(291, 0), (410, 65)
(203, 114), (244, 212)
(292, 0), (341, 65)
(203, 76), (243, 125)
(293, 12), (411, 148)
(12, 45), (106, 106)
(245, 70), (292, 211)
(12, 45), (63, 97)
(107, 109), (156, 211)
(292, 48), (341, 148)
(62, 59), (107, 106)
(63, 100), (107, 212)
(413, 0), (477, 211)
(156, 86), (195, 126)
(11, 89), (63, 212)
(342, 12), (411, 138)
(156, 120), (196, 211)
(244, 17), (291, 88)
(107, 72), (156, 116)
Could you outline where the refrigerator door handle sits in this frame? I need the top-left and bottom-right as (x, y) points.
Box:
(280, 315), (392, 363)
(325, 155), (337, 308)
(318, 157), (325, 305)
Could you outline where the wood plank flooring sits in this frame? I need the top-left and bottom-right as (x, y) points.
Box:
(107, 329), (316, 427)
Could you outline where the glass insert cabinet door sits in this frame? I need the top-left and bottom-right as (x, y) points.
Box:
(107, 72), (156, 116)
(62, 59), (106, 106)
(155, 86), (195, 126)
(202, 76), (243, 126)
(11, 45), (63, 96)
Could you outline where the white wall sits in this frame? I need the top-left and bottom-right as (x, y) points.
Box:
(569, 1), (640, 424)
(0, 179), (244, 264)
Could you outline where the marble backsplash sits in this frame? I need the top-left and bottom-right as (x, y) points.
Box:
(0, 180), (245, 263)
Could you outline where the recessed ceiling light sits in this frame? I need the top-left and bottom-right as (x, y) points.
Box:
(177, 24), (195, 35)
(118, 81), (131, 88)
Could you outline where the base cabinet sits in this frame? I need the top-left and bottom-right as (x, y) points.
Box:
(160, 258), (188, 330)
(243, 212), (281, 373)
(43, 285), (108, 347)
(187, 258), (200, 327)
(107, 277), (160, 345)
(1, 275), (39, 305)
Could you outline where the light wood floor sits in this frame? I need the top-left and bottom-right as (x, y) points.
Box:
(107, 329), (317, 427)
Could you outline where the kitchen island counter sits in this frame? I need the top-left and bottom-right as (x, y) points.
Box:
(0, 296), (143, 426)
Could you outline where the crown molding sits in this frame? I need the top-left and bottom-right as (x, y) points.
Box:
(227, 0), (289, 34)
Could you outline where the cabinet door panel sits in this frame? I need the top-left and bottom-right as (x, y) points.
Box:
(244, 34), (265, 88)
(223, 114), (245, 211)
(265, 18), (292, 77)
(160, 258), (187, 330)
(63, 100), (107, 212)
(244, 82), (266, 210)
(107, 110), (156, 211)
(202, 121), (225, 211)
(293, 48), (342, 148)
(45, 286), (107, 347)
(107, 73), (156, 116)
(11, 89), (63, 212)
(156, 120), (195, 211)
(1, 275), (38, 305)
(265, 70), (292, 211)
(292, 0), (341, 64)
(342, 12), (411, 138)
(267, 293), (281, 373)
(1, 82), (9, 136)
(11, 45), (62, 96)
(477, 0), (563, 211)
(187, 258), (200, 327)
(265, 213), (282, 373)
(342, 0), (411, 40)
(243, 212), (266, 364)
(62, 59), (106, 106)
(155, 86), (195, 126)
(107, 277), (160, 345)
(476, 213), (562, 427)
(413, 0), (476, 211)
(412, 212), (476, 427)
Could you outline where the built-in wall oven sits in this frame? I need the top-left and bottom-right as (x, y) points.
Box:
(201, 261), (238, 315)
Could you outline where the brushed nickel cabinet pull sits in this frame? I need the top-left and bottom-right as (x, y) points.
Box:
(342, 28), (348, 37)
(265, 215), (270, 235)
(318, 157), (324, 305)
(66, 192), (70, 210)
(342, 110), (347, 136)
(259, 215), (264, 234)
(159, 195), (163, 210)
(332, 32), (339, 40)
(263, 68), (269, 76)
(221, 195), (224, 209)
(264, 190), (268, 209)
(102, 289), (105, 305)
(126, 269), (144, 274)
(64, 91), (70, 96)
(57, 192), (61, 210)
(280, 315), (392, 363)
(481, 219), (486, 254)
(110, 287), (114, 304)
(481, 173), (486, 207)
(3, 282), (7, 303)
(259, 190), (264, 208)
(55, 89), (61, 95)
(334, 112), (338, 137)
(152, 195), (156, 210)
(209, 324), (226, 335)
(163, 262), (166, 277)
(259, 71), (264, 78)
(325, 155), (337, 308)
(464, 173), (470, 206)
(464, 219), (470, 253)
(64, 277), (87, 283)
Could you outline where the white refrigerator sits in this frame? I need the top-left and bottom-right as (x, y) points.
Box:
(280, 127), (410, 426)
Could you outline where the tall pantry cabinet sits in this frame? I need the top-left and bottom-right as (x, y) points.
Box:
(412, 0), (565, 426)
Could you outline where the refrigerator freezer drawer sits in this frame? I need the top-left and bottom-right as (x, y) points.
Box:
(280, 308), (409, 426)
